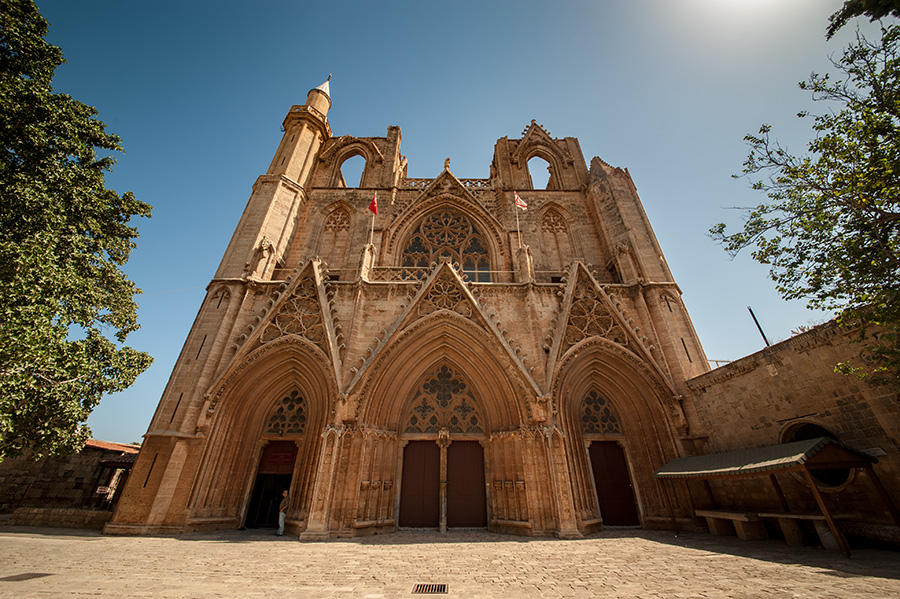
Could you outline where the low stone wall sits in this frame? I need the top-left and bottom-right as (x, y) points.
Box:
(683, 321), (900, 545)
(9, 507), (113, 530)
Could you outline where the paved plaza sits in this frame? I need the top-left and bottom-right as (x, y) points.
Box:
(0, 526), (898, 598)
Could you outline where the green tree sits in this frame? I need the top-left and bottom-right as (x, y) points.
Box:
(827, 0), (900, 39)
(0, 0), (152, 459)
(710, 24), (900, 385)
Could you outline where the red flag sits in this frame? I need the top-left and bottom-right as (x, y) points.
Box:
(514, 192), (527, 210)
(368, 192), (378, 215)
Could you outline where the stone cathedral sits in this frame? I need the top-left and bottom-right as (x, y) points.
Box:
(106, 80), (899, 543)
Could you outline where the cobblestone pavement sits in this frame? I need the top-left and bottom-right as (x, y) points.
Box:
(0, 526), (898, 598)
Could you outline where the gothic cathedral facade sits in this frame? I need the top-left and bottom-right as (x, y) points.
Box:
(107, 80), (711, 538)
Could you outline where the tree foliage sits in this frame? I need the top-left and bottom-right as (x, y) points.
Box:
(827, 0), (900, 39)
(0, 0), (152, 459)
(710, 24), (900, 385)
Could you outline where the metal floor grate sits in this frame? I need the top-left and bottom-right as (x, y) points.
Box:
(412, 583), (448, 594)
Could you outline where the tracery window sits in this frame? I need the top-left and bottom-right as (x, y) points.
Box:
(404, 365), (483, 434)
(324, 207), (351, 231)
(401, 210), (491, 282)
(581, 390), (621, 435)
(265, 389), (307, 435)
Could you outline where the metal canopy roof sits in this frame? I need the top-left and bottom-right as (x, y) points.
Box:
(654, 437), (873, 480)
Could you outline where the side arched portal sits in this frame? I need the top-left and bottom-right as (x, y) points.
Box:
(186, 338), (334, 535)
(555, 338), (690, 532)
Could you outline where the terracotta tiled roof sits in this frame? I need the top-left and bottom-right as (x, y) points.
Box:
(86, 439), (141, 454)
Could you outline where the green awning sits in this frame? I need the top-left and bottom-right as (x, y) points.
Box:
(654, 437), (873, 480)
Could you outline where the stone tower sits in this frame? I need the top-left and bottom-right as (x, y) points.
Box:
(107, 81), (709, 537)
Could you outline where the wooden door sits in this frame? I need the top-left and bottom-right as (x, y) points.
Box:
(399, 441), (440, 527)
(245, 441), (297, 528)
(447, 441), (486, 527)
(589, 441), (639, 525)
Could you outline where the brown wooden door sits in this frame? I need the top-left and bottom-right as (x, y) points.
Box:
(447, 441), (487, 527)
(589, 441), (640, 525)
(399, 441), (440, 527)
(246, 441), (297, 528)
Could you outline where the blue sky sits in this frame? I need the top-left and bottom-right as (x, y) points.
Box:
(34, 0), (880, 443)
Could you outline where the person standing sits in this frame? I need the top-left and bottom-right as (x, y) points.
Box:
(277, 490), (288, 536)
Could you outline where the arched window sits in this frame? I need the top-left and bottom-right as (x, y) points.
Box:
(401, 210), (491, 282)
(404, 365), (483, 433)
(527, 155), (553, 190)
(265, 389), (307, 436)
(337, 154), (366, 188)
(581, 390), (622, 435)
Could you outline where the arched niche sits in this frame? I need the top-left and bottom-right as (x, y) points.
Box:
(356, 312), (530, 433)
(188, 337), (335, 527)
(317, 202), (353, 268)
(537, 203), (575, 271)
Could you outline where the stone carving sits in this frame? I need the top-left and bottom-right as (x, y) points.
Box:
(265, 389), (307, 435)
(243, 236), (275, 278)
(541, 208), (568, 233)
(259, 276), (327, 353)
(324, 207), (351, 231)
(581, 390), (621, 434)
(563, 283), (628, 351)
(418, 272), (472, 317)
(404, 365), (483, 434)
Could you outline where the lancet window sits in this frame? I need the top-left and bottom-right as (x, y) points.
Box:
(265, 389), (307, 435)
(404, 365), (483, 434)
(581, 390), (621, 435)
(401, 210), (491, 282)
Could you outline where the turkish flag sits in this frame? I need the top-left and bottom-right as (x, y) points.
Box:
(368, 192), (378, 215)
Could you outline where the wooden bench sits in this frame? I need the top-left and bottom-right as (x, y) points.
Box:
(695, 509), (767, 541)
(758, 512), (859, 550)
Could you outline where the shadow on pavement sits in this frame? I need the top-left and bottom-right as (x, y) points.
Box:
(619, 528), (900, 581)
(4, 523), (898, 582)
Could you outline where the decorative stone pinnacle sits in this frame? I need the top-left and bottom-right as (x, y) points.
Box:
(444, 157), (450, 171)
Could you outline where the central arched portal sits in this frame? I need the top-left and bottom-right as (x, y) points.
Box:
(397, 364), (488, 530)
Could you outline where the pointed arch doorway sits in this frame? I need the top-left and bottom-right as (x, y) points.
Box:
(397, 365), (488, 530)
(243, 388), (308, 529)
(245, 440), (296, 528)
(582, 390), (640, 526)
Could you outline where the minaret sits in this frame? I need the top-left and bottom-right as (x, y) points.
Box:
(104, 79), (334, 534)
(215, 77), (333, 279)
(267, 75), (331, 180)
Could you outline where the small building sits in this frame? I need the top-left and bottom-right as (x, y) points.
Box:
(0, 439), (139, 529)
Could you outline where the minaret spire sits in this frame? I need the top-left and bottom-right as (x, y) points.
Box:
(314, 74), (332, 99)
